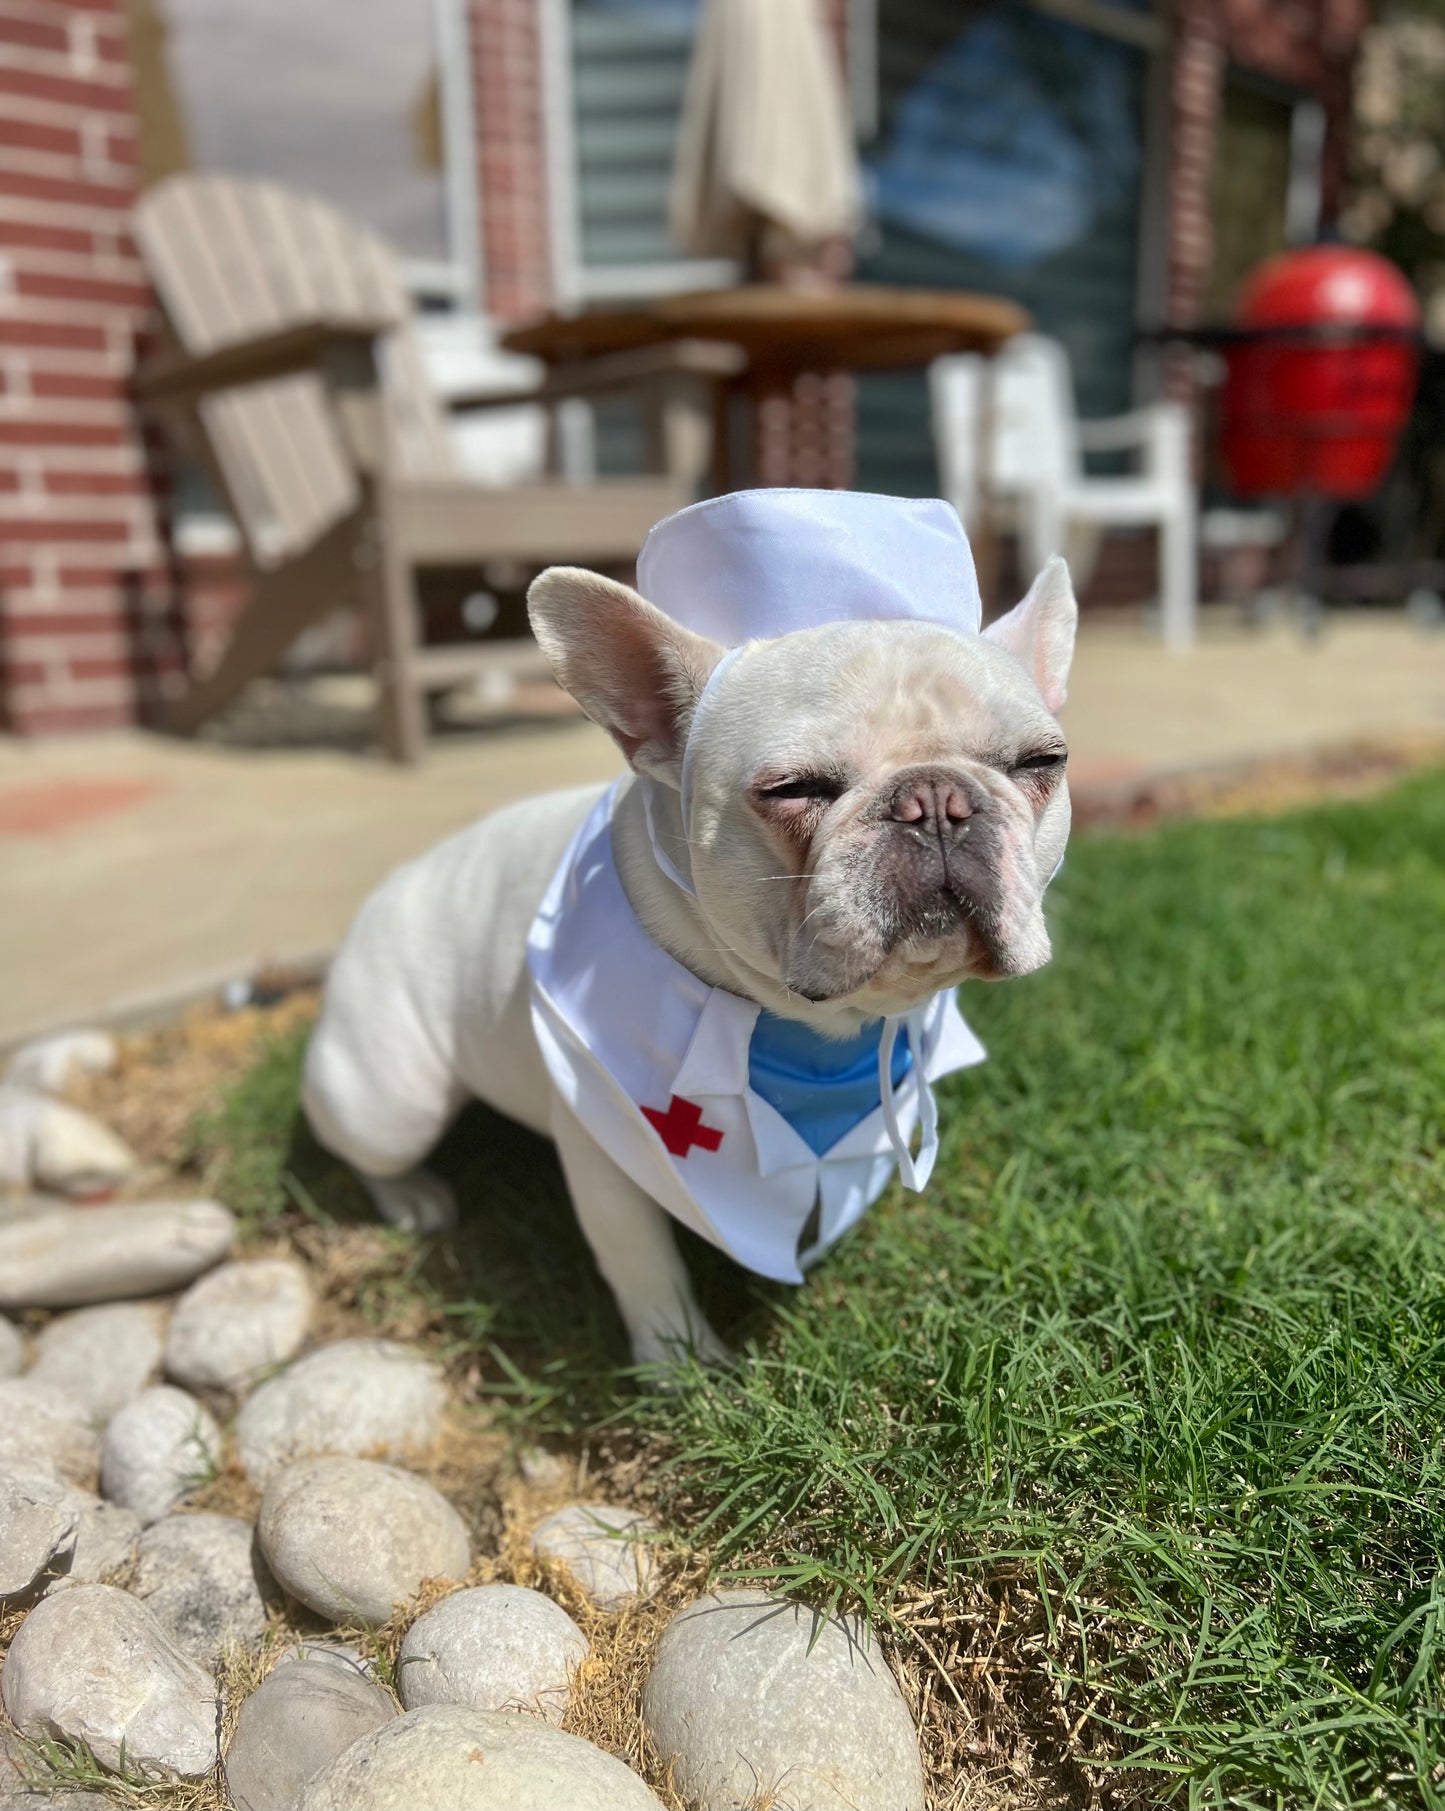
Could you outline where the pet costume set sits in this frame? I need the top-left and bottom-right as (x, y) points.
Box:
(527, 489), (1000, 1285)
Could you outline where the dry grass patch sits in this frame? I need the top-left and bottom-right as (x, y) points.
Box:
(1074, 730), (1445, 831)
(68, 988), (320, 1180)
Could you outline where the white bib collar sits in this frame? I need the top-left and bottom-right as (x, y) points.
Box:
(527, 782), (986, 1284)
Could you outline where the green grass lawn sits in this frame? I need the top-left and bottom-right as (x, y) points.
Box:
(204, 769), (1445, 1809)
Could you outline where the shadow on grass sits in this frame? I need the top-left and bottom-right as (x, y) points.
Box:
(217, 1035), (779, 1422)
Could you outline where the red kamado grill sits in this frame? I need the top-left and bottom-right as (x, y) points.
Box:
(1218, 245), (1422, 502)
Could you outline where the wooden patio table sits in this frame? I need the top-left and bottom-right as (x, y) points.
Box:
(504, 283), (1026, 373)
(504, 283), (1030, 599)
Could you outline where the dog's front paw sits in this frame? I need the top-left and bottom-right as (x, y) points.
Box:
(361, 1167), (458, 1235)
(630, 1315), (734, 1375)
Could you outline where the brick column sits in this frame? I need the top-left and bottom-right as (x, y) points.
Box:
(755, 373), (856, 490)
(1218, 0), (1368, 227)
(1314, 0), (1368, 227)
(470, 0), (554, 325)
(0, 0), (176, 735)
(1164, 0), (1226, 400)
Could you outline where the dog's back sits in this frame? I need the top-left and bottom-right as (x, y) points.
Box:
(303, 785), (603, 1175)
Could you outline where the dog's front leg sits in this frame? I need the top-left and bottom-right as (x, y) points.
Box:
(550, 1095), (731, 1371)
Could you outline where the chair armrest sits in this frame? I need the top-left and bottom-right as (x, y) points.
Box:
(1079, 401), (1193, 485)
(439, 383), (549, 413)
(134, 319), (391, 405)
(1075, 409), (1160, 452)
(445, 338), (747, 413)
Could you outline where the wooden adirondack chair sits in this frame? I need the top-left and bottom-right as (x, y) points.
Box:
(133, 175), (734, 761)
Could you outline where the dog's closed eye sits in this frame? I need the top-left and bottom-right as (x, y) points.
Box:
(755, 775), (846, 803)
(1013, 749), (1067, 772)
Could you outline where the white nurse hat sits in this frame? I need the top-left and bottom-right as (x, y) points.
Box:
(636, 488), (982, 646)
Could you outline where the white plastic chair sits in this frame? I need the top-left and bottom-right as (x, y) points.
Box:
(931, 334), (1199, 648)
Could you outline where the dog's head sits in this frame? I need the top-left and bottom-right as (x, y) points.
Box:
(528, 558), (1075, 1020)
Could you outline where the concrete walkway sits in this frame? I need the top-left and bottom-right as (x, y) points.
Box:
(2, 612), (1443, 1045)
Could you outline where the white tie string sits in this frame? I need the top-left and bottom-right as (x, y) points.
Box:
(878, 1007), (939, 1191)
(643, 647), (745, 900)
(640, 781), (696, 896)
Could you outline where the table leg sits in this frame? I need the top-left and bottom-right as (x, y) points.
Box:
(714, 372), (793, 492)
(709, 378), (739, 495)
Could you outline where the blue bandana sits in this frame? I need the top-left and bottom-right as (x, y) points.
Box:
(747, 1012), (914, 1157)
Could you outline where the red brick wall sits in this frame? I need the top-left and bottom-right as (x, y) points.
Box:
(1167, 0), (1369, 341)
(0, 0), (177, 735)
(1166, 0), (1226, 343)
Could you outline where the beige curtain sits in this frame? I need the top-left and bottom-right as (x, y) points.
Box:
(670, 0), (863, 266)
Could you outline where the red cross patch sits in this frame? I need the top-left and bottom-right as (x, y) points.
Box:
(641, 1094), (724, 1159)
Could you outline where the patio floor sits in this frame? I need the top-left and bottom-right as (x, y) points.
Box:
(2, 610), (1443, 1047)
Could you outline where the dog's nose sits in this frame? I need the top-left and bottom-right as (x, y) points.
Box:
(887, 771), (973, 831)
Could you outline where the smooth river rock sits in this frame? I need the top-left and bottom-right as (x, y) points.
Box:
(235, 1339), (446, 1485)
(273, 1640), (374, 1676)
(99, 1385), (222, 1525)
(0, 1470), (140, 1600)
(0, 1467), (79, 1600)
(0, 1379), (99, 1488)
(28, 1302), (167, 1424)
(642, 1589), (925, 1811)
(0, 1199), (234, 1311)
(4, 1031), (118, 1096)
(0, 1197), (59, 1232)
(515, 1444), (572, 1491)
(0, 1087), (136, 1200)
(258, 1456), (470, 1624)
(0, 1583), (218, 1780)
(397, 1584), (587, 1722)
(224, 1652), (397, 1811)
(131, 1512), (273, 1665)
(531, 1503), (658, 1611)
(297, 1704), (664, 1811)
(165, 1257), (314, 1392)
(52, 1494), (142, 1589)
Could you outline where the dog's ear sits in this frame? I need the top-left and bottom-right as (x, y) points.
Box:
(527, 567), (724, 784)
(982, 556), (1077, 714)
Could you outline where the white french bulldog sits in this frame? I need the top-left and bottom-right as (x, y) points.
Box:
(304, 491), (1076, 1367)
